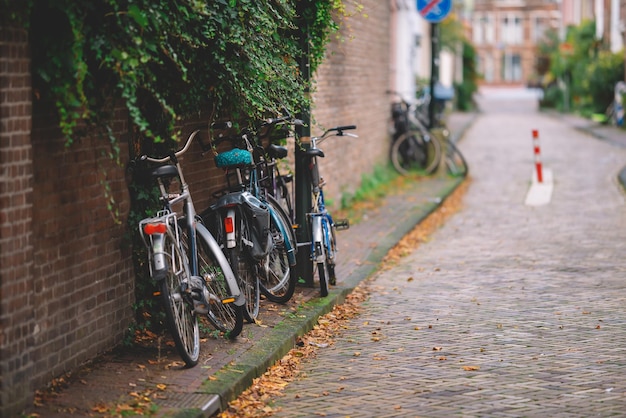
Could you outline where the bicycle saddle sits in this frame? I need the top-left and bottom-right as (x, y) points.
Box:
(306, 148), (324, 158)
(151, 164), (179, 179)
(267, 144), (288, 159)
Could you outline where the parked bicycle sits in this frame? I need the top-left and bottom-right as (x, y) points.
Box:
(414, 86), (469, 178)
(389, 89), (467, 178)
(136, 130), (244, 367)
(300, 124), (357, 296)
(389, 92), (442, 175)
(200, 122), (297, 319)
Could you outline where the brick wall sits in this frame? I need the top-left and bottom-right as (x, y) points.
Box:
(0, 25), (36, 415)
(0, 3), (394, 414)
(311, 0), (392, 204)
(29, 105), (134, 396)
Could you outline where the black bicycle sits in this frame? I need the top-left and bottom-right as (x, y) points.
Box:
(389, 94), (442, 175)
(200, 123), (297, 319)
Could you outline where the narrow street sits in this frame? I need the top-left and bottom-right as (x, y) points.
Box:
(271, 88), (626, 417)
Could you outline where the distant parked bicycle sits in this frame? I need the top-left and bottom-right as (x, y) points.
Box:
(300, 124), (357, 296)
(389, 92), (442, 175)
(136, 130), (244, 367)
(389, 89), (467, 178)
(415, 86), (468, 178)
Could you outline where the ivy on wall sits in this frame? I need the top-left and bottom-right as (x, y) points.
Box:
(3, 0), (350, 145)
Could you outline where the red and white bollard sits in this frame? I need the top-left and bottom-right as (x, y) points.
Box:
(532, 129), (543, 183)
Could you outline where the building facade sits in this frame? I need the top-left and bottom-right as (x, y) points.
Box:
(470, 0), (561, 85)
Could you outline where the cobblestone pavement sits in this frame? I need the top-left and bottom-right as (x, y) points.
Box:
(272, 88), (626, 417)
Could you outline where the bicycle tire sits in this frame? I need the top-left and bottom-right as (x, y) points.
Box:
(444, 140), (468, 178)
(391, 129), (441, 175)
(315, 259), (329, 298)
(158, 227), (200, 367)
(195, 223), (244, 338)
(326, 218), (338, 286)
(259, 196), (296, 303)
(312, 217), (329, 297)
(274, 176), (294, 224)
(226, 210), (260, 323)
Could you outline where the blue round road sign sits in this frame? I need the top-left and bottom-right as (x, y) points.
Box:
(417, 0), (452, 23)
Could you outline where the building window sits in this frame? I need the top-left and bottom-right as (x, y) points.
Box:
(473, 14), (495, 45)
(501, 53), (522, 81)
(533, 16), (548, 42)
(501, 14), (523, 45)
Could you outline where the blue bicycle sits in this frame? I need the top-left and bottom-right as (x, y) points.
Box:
(302, 125), (357, 296)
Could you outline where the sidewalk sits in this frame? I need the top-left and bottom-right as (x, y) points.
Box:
(22, 111), (470, 418)
(547, 111), (626, 189)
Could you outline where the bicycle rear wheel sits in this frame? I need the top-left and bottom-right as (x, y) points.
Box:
(259, 196), (296, 303)
(391, 130), (441, 175)
(158, 228), (200, 367)
(195, 224), (244, 338)
(226, 217), (260, 323)
(444, 140), (468, 178)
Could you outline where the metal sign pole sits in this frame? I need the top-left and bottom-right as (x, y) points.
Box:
(429, 22), (439, 130)
(295, 1), (314, 287)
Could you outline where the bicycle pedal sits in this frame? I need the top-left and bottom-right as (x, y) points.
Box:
(334, 219), (349, 230)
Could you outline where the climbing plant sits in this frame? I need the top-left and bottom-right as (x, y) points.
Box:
(3, 0), (351, 145)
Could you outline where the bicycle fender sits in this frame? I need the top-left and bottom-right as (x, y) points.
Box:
(268, 207), (296, 266)
(196, 223), (245, 307)
(311, 215), (324, 262)
(151, 233), (168, 279)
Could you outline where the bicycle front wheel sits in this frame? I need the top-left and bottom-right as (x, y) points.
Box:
(312, 216), (330, 297)
(195, 224), (244, 338)
(260, 196), (296, 303)
(444, 140), (468, 178)
(158, 228), (200, 367)
(391, 130), (441, 175)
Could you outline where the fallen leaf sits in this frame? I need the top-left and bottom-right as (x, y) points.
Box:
(462, 366), (480, 371)
(433, 347), (443, 351)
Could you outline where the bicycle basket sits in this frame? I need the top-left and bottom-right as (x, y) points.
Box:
(391, 102), (404, 118)
(215, 148), (253, 168)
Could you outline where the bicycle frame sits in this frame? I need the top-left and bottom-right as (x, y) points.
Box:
(302, 125), (356, 295)
(139, 132), (243, 307)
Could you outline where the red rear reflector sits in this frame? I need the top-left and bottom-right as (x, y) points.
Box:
(224, 217), (234, 234)
(144, 223), (167, 235)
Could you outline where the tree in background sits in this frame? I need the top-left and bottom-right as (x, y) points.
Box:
(538, 19), (624, 116)
(440, 13), (479, 111)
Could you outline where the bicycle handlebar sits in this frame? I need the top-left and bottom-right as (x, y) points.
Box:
(315, 125), (358, 142)
(140, 130), (201, 164)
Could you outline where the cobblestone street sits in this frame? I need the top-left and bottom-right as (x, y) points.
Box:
(272, 88), (626, 417)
